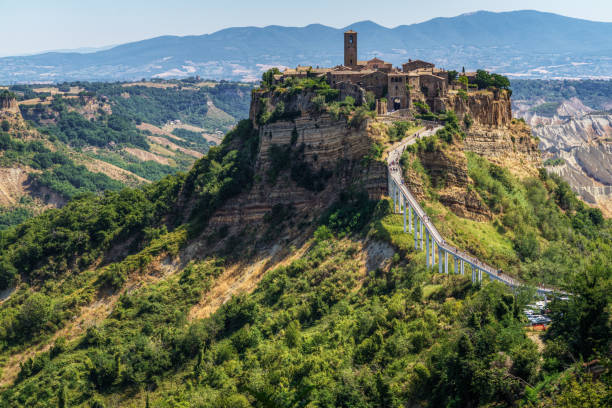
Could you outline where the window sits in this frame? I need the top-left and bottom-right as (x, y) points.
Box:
(349, 35), (353, 44)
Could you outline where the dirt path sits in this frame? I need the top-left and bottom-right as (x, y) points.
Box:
(188, 241), (311, 321)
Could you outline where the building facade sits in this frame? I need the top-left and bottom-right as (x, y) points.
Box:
(281, 30), (457, 113)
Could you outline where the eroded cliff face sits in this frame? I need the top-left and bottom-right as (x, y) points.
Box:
(464, 122), (540, 177)
(0, 96), (18, 114)
(513, 92), (612, 217)
(436, 90), (540, 176)
(212, 85), (540, 230)
(439, 90), (512, 128)
(404, 146), (491, 222)
(210, 92), (386, 228)
(404, 90), (541, 220)
(0, 97), (32, 136)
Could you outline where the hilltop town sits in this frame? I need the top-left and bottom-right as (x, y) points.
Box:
(0, 21), (610, 408)
(275, 30), (498, 115)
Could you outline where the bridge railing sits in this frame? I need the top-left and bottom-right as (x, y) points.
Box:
(387, 133), (559, 296)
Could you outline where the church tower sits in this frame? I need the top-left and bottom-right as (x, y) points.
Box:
(344, 30), (357, 67)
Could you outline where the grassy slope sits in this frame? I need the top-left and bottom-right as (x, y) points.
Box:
(396, 139), (610, 288)
(0, 115), (609, 407)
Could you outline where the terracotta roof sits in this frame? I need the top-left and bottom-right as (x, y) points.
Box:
(330, 70), (375, 75)
(404, 59), (434, 65)
(345, 30), (357, 34)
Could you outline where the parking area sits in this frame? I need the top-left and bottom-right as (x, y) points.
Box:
(524, 300), (552, 328)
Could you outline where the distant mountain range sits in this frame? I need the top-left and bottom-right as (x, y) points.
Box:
(2, 10), (612, 84)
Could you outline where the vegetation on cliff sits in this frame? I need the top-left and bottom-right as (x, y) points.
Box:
(0, 86), (609, 407)
(398, 123), (609, 287)
(0, 80), (253, 230)
(1, 188), (608, 407)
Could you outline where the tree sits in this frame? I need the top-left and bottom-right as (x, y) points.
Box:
(57, 383), (66, 408)
(261, 68), (281, 87)
(447, 70), (458, 83)
(546, 261), (611, 359)
(513, 229), (540, 261)
(473, 70), (511, 91)
(491, 73), (511, 90)
(14, 293), (53, 339)
(0, 90), (16, 102)
(1, 120), (9, 132)
(474, 70), (492, 90)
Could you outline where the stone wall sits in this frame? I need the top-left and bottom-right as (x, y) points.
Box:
(440, 90), (512, 128)
(336, 82), (367, 106)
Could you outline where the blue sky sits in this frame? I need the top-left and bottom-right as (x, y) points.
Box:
(1, 0), (611, 56)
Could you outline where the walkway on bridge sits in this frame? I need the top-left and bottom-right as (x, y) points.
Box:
(386, 127), (556, 296)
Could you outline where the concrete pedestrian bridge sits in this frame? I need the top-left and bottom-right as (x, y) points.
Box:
(386, 127), (556, 296)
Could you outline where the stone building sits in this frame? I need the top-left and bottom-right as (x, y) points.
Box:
(280, 30), (455, 113)
(402, 59), (435, 72)
(344, 30), (358, 67)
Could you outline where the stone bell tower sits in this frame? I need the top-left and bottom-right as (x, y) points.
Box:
(344, 30), (357, 67)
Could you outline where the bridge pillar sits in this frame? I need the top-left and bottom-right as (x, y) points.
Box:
(394, 183), (399, 213)
(439, 246), (443, 274)
(460, 260), (464, 275)
(478, 268), (482, 282)
(444, 250), (448, 274)
(454, 256), (458, 274)
(391, 181), (395, 212)
(413, 215), (418, 250)
(432, 238), (435, 265)
(409, 206), (412, 232)
(403, 199), (407, 233)
(420, 220), (424, 249)
(425, 229), (430, 269)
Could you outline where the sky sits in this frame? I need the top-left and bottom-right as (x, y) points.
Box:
(1, 0), (611, 57)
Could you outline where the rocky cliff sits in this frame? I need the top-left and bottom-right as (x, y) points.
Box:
(438, 89), (512, 128)
(463, 122), (540, 176)
(0, 94), (31, 136)
(402, 145), (492, 222)
(219, 85), (541, 228)
(452, 91), (540, 176)
(0, 95), (19, 114)
(210, 91), (386, 229)
(401, 89), (541, 220)
(513, 91), (612, 217)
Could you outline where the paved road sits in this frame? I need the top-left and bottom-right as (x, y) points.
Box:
(386, 128), (556, 295)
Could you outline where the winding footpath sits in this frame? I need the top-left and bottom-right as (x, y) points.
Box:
(386, 127), (556, 296)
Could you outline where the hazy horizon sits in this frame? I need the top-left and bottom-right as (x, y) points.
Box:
(2, 0), (612, 57)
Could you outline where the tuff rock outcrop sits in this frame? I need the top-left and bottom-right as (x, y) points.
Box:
(0, 95), (19, 114)
(438, 89), (512, 128)
(211, 92), (386, 227)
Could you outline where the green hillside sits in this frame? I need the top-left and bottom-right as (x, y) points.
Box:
(0, 79), (253, 230)
(0, 107), (609, 407)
